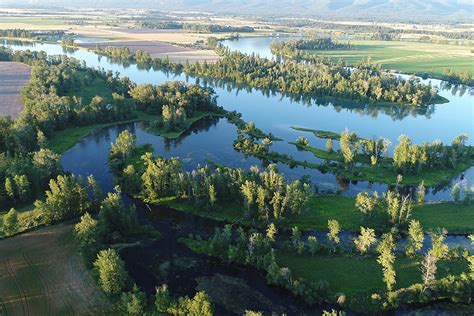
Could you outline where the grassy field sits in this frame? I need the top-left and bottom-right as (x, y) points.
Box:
(277, 252), (468, 296)
(0, 62), (31, 118)
(158, 195), (474, 234)
(48, 111), (162, 154)
(306, 40), (473, 78)
(146, 111), (223, 138)
(0, 224), (110, 315)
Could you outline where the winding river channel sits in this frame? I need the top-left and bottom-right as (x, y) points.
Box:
(2, 37), (473, 314)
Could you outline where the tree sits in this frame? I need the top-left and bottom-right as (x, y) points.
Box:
(326, 138), (333, 152)
(340, 129), (355, 166)
(155, 284), (173, 313)
(266, 223), (277, 242)
(452, 182), (461, 202)
(416, 181), (425, 204)
(429, 229), (449, 259)
(421, 251), (438, 292)
(120, 284), (146, 315)
(405, 220), (424, 257)
(296, 136), (309, 146)
(327, 220), (341, 251)
(354, 227), (377, 255)
(186, 291), (213, 316)
(307, 236), (319, 256)
(5, 177), (15, 203)
(75, 212), (100, 262)
(377, 233), (396, 292)
(35, 175), (90, 223)
(93, 248), (127, 295)
(241, 180), (256, 214)
(110, 130), (136, 166)
(13, 175), (30, 202)
(2, 208), (18, 236)
(355, 191), (378, 218)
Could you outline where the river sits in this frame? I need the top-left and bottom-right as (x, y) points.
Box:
(2, 37), (473, 314)
(3, 37), (472, 199)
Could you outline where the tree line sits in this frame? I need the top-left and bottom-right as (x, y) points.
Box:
(185, 47), (440, 106)
(270, 37), (353, 55)
(139, 21), (255, 33)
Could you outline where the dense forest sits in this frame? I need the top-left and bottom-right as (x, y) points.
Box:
(270, 37), (353, 54)
(185, 47), (440, 106)
(0, 29), (64, 40)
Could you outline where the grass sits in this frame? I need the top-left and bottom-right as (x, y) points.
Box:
(291, 126), (360, 141)
(289, 140), (474, 187)
(277, 252), (468, 296)
(146, 111), (222, 139)
(156, 195), (474, 234)
(48, 111), (164, 154)
(304, 40), (473, 79)
(412, 202), (474, 234)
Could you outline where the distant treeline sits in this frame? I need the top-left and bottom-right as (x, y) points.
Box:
(139, 21), (255, 33)
(275, 20), (474, 41)
(270, 37), (353, 53)
(0, 29), (65, 40)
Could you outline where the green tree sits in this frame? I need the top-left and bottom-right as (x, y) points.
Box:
(266, 223), (277, 242)
(307, 236), (319, 256)
(5, 177), (15, 203)
(354, 227), (377, 255)
(405, 220), (424, 257)
(377, 233), (396, 292)
(327, 220), (341, 251)
(2, 208), (18, 236)
(355, 191), (379, 218)
(326, 138), (333, 152)
(416, 181), (426, 204)
(35, 175), (90, 223)
(75, 212), (100, 262)
(340, 129), (355, 166)
(120, 284), (146, 315)
(93, 248), (127, 295)
(155, 284), (173, 313)
(452, 183), (461, 202)
(13, 175), (30, 202)
(429, 229), (449, 259)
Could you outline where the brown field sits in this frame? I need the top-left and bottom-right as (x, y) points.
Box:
(0, 224), (110, 315)
(0, 62), (31, 118)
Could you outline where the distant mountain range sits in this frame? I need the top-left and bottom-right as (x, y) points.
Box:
(3, 0), (473, 22)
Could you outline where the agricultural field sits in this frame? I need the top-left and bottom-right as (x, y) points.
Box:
(0, 224), (110, 315)
(0, 62), (31, 118)
(306, 40), (473, 78)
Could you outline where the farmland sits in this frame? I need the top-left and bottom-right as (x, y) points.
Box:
(0, 62), (31, 118)
(303, 40), (473, 78)
(0, 224), (110, 315)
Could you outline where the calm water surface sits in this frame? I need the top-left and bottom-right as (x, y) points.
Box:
(2, 39), (473, 198)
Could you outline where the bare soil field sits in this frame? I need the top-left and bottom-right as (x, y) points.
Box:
(0, 62), (31, 118)
(0, 224), (110, 315)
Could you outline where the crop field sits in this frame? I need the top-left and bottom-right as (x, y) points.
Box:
(0, 224), (110, 315)
(0, 62), (31, 118)
(307, 40), (473, 78)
